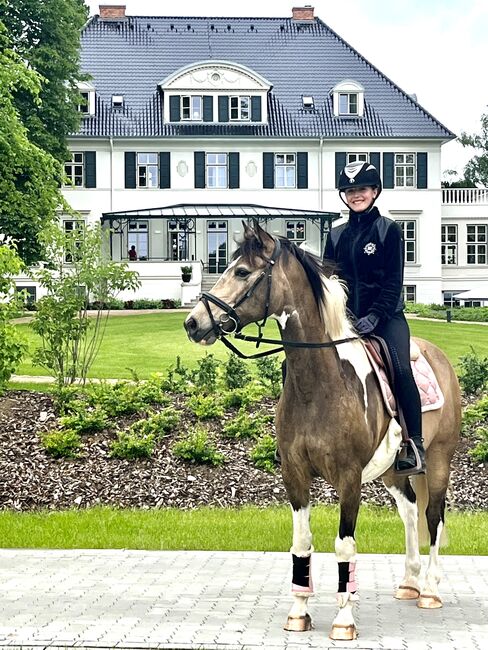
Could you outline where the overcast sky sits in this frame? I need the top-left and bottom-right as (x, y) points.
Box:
(84, 0), (488, 176)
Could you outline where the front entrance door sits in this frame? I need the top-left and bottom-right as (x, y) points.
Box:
(207, 220), (228, 273)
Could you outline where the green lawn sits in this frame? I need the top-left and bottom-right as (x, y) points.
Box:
(13, 313), (488, 380)
(1, 505), (487, 554)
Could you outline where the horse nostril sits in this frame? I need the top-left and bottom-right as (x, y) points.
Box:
(185, 317), (197, 333)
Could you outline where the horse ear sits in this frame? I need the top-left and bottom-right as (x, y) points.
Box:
(254, 220), (275, 250)
(242, 220), (257, 241)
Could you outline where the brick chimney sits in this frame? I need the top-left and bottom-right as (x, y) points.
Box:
(292, 6), (315, 21)
(99, 5), (126, 20)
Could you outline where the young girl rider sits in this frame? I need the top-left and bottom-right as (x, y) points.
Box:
(324, 161), (425, 475)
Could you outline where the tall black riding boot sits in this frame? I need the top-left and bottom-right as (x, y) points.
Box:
(395, 435), (426, 476)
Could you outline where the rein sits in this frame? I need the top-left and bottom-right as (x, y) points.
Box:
(199, 235), (359, 360)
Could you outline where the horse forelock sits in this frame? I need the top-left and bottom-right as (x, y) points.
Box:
(233, 235), (353, 340)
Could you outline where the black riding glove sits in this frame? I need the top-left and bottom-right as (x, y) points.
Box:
(355, 313), (380, 335)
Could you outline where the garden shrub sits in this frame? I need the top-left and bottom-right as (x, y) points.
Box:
(458, 347), (488, 396)
(84, 381), (147, 416)
(469, 427), (488, 462)
(163, 356), (194, 392)
(59, 407), (108, 434)
(194, 354), (220, 393)
(462, 393), (488, 434)
(223, 353), (251, 390)
(187, 394), (224, 419)
(222, 408), (271, 439)
(250, 434), (277, 473)
(110, 430), (155, 459)
(129, 409), (180, 438)
(255, 356), (282, 397)
(220, 384), (267, 409)
(42, 429), (82, 458)
(172, 427), (225, 465)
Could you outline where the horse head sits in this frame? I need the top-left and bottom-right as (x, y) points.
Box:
(185, 220), (283, 345)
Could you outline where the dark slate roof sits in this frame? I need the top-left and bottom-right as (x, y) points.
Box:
(78, 14), (454, 140)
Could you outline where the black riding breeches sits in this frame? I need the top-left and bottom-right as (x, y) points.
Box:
(375, 312), (422, 438)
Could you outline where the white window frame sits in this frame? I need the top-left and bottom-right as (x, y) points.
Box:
(403, 285), (416, 303)
(339, 93), (358, 115)
(332, 80), (364, 117)
(467, 224), (488, 265)
(230, 95), (250, 121)
(275, 153), (296, 188)
(137, 153), (159, 188)
(77, 82), (95, 116)
(206, 153), (228, 189)
(347, 152), (369, 164)
(286, 220), (306, 241)
(181, 95), (203, 121)
(128, 221), (149, 260)
(395, 153), (416, 188)
(396, 220), (416, 264)
(63, 219), (84, 263)
(64, 152), (84, 187)
(441, 224), (458, 265)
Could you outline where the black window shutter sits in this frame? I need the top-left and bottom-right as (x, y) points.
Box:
(124, 152), (136, 189)
(203, 96), (213, 122)
(159, 152), (171, 189)
(263, 152), (274, 189)
(218, 95), (229, 122)
(383, 153), (394, 189)
(335, 152), (347, 188)
(370, 152), (380, 173)
(84, 151), (96, 188)
(297, 152), (308, 189)
(194, 151), (206, 188)
(417, 152), (428, 189)
(228, 152), (240, 189)
(169, 95), (181, 122)
(251, 96), (262, 122)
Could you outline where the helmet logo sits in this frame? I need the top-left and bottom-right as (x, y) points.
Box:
(364, 242), (376, 255)
(349, 178), (355, 183)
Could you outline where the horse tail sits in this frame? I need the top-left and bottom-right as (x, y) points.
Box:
(412, 474), (448, 547)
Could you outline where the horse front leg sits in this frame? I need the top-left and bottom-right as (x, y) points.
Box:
(329, 481), (361, 641)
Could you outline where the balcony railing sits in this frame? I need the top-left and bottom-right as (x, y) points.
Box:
(442, 188), (488, 205)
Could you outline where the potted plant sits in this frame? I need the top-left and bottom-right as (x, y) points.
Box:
(180, 265), (192, 282)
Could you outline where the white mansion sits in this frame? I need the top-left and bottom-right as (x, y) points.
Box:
(18, 5), (488, 306)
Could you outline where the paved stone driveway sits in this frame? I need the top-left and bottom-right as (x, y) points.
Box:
(0, 550), (486, 649)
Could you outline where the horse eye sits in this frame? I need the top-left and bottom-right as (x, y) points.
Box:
(235, 267), (251, 278)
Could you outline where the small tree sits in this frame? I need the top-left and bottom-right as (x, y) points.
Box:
(31, 223), (140, 388)
(0, 235), (27, 392)
(459, 112), (488, 187)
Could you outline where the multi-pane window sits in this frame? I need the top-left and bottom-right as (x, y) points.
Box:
(275, 153), (296, 188)
(396, 220), (416, 263)
(443, 291), (461, 308)
(347, 153), (369, 164)
(78, 92), (90, 113)
(230, 96), (250, 120)
(402, 285), (416, 303)
(206, 153), (228, 188)
(395, 153), (416, 187)
(467, 225), (487, 265)
(128, 221), (149, 260)
(441, 225), (458, 265)
(63, 220), (84, 263)
(339, 93), (358, 115)
(181, 96), (202, 120)
(137, 153), (158, 188)
(64, 152), (84, 187)
(286, 221), (305, 241)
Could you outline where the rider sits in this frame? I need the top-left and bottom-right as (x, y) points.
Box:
(324, 161), (425, 475)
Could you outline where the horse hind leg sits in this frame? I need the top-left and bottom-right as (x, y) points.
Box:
(384, 476), (422, 600)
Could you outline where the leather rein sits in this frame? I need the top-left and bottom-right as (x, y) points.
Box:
(199, 236), (359, 360)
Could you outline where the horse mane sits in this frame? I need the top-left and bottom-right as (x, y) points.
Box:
(232, 235), (355, 340)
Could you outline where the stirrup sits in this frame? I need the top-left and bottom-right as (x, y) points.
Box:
(395, 438), (425, 476)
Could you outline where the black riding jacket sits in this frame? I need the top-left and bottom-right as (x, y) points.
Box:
(324, 206), (405, 322)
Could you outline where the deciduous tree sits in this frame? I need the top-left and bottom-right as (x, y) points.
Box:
(459, 112), (488, 187)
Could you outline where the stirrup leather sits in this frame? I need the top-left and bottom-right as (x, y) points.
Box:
(395, 438), (424, 476)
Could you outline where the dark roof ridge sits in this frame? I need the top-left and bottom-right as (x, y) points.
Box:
(315, 16), (456, 140)
(93, 14), (293, 21)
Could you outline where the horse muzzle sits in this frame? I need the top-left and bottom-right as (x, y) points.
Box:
(184, 312), (218, 345)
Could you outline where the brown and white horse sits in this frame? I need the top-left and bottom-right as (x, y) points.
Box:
(184, 222), (461, 640)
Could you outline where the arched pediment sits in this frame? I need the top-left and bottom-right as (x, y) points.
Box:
(159, 60), (272, 92)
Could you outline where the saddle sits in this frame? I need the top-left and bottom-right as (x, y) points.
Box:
(363, 336), (444, 440)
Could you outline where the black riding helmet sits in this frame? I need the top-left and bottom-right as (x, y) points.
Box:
(338, 161), (382, 211)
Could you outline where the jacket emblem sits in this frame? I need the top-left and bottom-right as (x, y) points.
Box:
(363, 242), (376, 255)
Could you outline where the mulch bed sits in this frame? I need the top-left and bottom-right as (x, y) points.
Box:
(0, 390), (486, 511)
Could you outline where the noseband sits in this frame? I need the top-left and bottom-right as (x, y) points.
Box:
(200, 237), (282, 342)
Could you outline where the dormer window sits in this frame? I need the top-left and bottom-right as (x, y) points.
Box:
(302, 95), (314, 109)
(230, 96), (250, 120)
(77, 82), (95, 116)
(112, 95), (124, 108)
(332, 80), (364, 118)
(182, 95), (202, 120)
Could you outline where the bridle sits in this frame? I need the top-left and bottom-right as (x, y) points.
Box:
(198, 235), (358, 359)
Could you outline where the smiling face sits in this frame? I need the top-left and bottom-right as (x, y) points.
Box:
(343, 185), (378, 212)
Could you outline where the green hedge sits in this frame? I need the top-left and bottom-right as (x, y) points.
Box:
(405, 303), (488, 322)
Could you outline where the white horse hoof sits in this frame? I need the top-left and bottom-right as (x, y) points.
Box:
(284, 613), (312, 631)
(418, 594), (443, 609)
(395, 585), (420, 600)
(329, 624), (357, 640)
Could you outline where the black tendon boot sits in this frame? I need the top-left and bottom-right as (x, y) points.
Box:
(395, 435), (426, 475)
